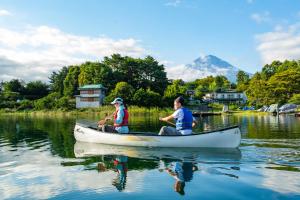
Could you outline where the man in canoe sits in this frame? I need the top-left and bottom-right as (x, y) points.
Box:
(159, 96), (196, 135)
(98, 97), (129, 133)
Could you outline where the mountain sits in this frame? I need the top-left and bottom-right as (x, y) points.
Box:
(166, 55), (250, 82)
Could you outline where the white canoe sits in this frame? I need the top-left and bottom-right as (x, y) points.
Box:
(74, 123), (241, 148)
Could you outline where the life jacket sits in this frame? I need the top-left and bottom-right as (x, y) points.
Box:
(175, 107), (193, 131)
(114, 160), (128, 172)
(114, 107), (129, 127)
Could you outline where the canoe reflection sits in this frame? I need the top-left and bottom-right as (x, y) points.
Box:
(74, 142), (242, 162)
(74, 142), (241, 194)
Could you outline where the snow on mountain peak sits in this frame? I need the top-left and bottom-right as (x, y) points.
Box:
(166, 55), (249, 82)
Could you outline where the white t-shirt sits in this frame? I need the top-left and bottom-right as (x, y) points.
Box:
(172, 108), (192, 135)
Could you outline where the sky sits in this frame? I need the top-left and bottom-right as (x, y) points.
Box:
(0, 0), (300, 82)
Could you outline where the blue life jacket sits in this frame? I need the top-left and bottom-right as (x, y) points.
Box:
(175, 107), (193, 131)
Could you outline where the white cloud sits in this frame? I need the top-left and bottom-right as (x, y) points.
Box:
(256, 23), (300, 64)
(246, 0), (254, 4)
(165, 0), (181, 7)
(0, 25), (146, 82)
(0, 9), (12, 16)
(251, 11), (271, 24)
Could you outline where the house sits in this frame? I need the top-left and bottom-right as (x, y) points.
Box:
(186, 89), (195, 100)
(75, 84), (107, 108)
(203, 90), (247, 104)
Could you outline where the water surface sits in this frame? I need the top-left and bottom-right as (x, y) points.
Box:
(0, 114), (299, 199)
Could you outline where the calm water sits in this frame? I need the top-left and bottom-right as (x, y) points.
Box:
(0, 114), (299, 200)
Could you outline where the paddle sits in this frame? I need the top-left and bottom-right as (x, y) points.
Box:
(159, 117), (176, 126)
(98, 113), (114, 126)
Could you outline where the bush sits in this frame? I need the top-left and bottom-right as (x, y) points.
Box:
(133, 88), (162, 107)
(289, 94), (300, 105)
(56, 97), (75, 110)
(34, 92), (60, 110)
(104, 82), (134, 104)
(17, 100), (33, 110)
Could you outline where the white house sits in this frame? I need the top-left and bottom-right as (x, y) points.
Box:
(75, 84), (107, 108)
(203, 90), (247, 104)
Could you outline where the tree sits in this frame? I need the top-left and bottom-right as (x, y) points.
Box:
(194, 85), (207, 99)
(34, 92), (60, 110)
(289, 94), (300, 105)
(49, 66), (68, 96)
(105, 82), (134, 104)
(3, 79), (25, 94)
(261, 61), (282, 80)
(24, 81), (49, 100)
(236, 70), (250, 92)
(246, 73), (269, 106)
(103, 54), (168, 95)
(63, 66), (80, 97)
(164, 80), (186, 98)
(133, 88), (162, 107)
(78, 62), (114, 90)
(267, 69), (300, 104)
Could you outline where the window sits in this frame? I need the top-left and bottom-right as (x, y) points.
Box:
(80, 97), (99, 102)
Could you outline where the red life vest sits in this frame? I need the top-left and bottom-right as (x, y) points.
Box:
(113, 160), (128, 172)
(113, 108), (129, 127)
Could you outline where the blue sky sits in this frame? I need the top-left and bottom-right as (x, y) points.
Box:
(0, 0), (300, 81)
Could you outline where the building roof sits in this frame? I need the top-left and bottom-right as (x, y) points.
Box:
(78, 84), (107, 90)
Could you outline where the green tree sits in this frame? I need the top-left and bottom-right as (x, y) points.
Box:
(103, 54), (168, 95)
(267, 69), (300, 104)
(133, 88), (162, 107)
(34, 92), (60, 110)
(78, 61), (114, 90)
(3, 79), (25, 94)
(246, 73), (270, 106)
(49, 66), (68, 96)
(63, 66), (80, 97)
(261, 61), (282, 80)
(24, 81), (49, 100)
(289, 94), (300, 104)
(236, 70), (250, 92)
(105, 82), (134, 104)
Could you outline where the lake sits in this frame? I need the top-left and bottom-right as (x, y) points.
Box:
(0, 114), (299, 200)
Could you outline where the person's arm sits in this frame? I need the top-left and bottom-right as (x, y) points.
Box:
(159, 114), (174, 122)
(115, 108), (124, 125)
(160, 110), (180, 122)
(192, 117), (197, 128)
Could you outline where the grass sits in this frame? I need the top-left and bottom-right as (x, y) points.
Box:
(0, 106), (173, 117)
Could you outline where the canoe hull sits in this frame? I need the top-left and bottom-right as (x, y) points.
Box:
(74, 124), (241, 148)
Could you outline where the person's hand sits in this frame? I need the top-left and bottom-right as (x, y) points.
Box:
(105, 117), (112, 121)
(192, 122), (197, 128)
(98, 119), (106, 126)
(159, 117), (166, 122)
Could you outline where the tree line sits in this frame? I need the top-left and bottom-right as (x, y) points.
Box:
(1, 54), (299, 111)
(236, 60), (300, 106)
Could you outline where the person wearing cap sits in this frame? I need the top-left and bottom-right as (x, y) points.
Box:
(159, 96), (196, 135)
(98, 97), (129, 133)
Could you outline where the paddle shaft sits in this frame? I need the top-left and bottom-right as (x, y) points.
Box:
(162, 120), (176, 126)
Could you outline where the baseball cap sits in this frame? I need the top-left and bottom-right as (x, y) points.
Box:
(111, 97), (123, 105)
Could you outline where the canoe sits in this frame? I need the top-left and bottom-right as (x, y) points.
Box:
(74, 123), (241, 148)
(74, 141), (242, 161)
